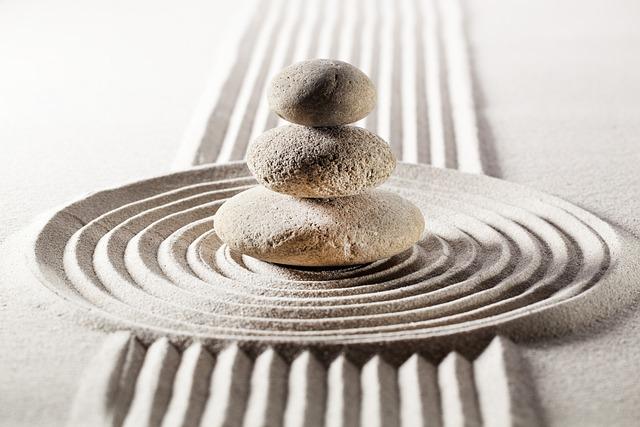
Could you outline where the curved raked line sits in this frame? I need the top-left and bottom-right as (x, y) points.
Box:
(30, 163), (625, 344)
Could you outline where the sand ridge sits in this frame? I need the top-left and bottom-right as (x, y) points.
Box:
(25, 162), (640, 353)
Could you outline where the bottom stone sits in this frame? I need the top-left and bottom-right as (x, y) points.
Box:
(213, 186), (425, 267)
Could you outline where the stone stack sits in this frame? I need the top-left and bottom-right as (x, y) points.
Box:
(214, 59), (424, 267)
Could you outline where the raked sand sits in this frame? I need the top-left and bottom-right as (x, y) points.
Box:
(2, 0), (640, 426)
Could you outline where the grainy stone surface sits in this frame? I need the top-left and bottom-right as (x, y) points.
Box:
(213, 186), (425, 266)
(247, 125), (396, 198)
(267, 59), (376, 126)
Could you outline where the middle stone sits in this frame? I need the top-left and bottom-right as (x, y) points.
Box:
(247, 125), (396, 198)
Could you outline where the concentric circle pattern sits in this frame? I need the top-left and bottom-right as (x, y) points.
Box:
(30, 162), (639, 345)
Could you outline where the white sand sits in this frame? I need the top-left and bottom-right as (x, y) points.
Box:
(468, 0), (640, 424)
(2, 0), (640, 426)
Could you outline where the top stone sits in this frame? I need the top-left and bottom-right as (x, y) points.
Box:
(268, 59), (376, 127)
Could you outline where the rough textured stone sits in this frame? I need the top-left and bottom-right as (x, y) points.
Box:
(247, 125), (396, 198)
(268, 59), (376, 126)
(213, 186), (425, 266)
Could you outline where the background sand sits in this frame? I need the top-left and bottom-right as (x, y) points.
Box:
(2, 0), (640, 425)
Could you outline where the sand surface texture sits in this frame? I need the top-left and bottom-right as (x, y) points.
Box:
(28, 162), (640, 349)
(3, 0), (640, 426)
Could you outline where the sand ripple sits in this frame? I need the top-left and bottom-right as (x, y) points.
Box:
(30, 162), (637, 346)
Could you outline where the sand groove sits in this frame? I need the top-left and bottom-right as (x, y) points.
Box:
(30, 162), (634, 347)
(68, 334), (542, 427)
(175, 0), (481, 171)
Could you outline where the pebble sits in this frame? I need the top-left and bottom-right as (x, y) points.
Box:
(268, 59), (376, 126)
(247, 125), (396, 198)
(214, 186), (425, 267)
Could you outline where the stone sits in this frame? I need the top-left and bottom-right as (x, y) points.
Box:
(247, 125), (396, 198)
(267, 59), (376, 126)
(213, 186), (425, 267)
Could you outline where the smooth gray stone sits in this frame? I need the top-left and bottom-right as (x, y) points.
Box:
(213, 186), (425, 267)
(247, 125), (396, 198)
(267, 59), (376, 126)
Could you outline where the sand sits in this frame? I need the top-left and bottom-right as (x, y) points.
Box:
(22, 161), (640, 353)
(21, 159), (639, 426)
(3, 0), (640, 425)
